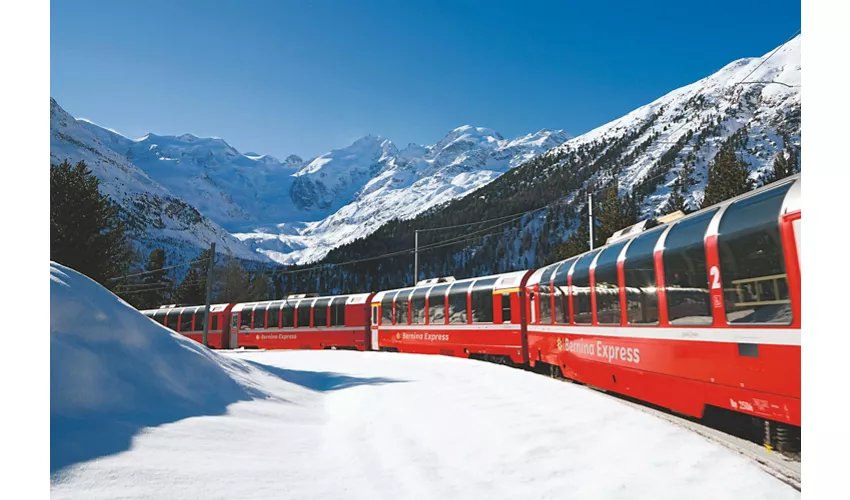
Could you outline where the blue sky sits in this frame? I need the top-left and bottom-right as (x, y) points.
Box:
(50, 0), (800, 159)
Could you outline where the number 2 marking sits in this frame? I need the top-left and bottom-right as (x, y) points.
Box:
(709, 266), (721, 290)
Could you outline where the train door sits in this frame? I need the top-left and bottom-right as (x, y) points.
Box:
(222, 313), (234, 349)
(230, 312), (240, 348)
(370, 304), (380, 351)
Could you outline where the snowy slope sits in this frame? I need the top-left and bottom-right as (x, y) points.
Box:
(49, 261), (314, 476)
(50, 99), (269, 264)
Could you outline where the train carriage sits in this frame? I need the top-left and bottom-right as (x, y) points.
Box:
(140, 303), (235, 348)
(369, 270), (533, 364)
(524, 174), (801, 429)
(229, 293), (374, 350)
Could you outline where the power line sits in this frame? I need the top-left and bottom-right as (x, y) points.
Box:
(107, 258), (210, 282)
(736, 28), (800, 87)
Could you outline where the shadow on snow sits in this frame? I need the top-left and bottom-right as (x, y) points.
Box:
(244, 359), (408, 392)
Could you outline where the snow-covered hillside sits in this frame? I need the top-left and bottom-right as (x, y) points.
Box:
(50, 262), (798, 499)
(50, 99), (268, 264)
(51, 101), (568, 265)
(542, 34), (801, 214)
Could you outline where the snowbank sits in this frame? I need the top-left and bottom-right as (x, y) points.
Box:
(50, 262), (266, 474)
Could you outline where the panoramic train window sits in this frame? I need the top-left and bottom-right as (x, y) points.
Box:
(410, 287), (429, 324)
(194, 312), (205, 332)
(664, 209), (717, 325)
(718, 183), (794, 324)
(241, 308), (252, 329)
(448, 282), (470, 324)
(624, 228), (663, 324)
(428, 284), (450, 324)
(501, 293), (512, 323)
(166, 310), (179, 330)
(552, 259), (576, 324)
(154, 311), (167, 325)
(395, 290), (411, 325)
(254, 304), (267, 329)
(571, 250), (601, 324)
(382, 292), (395, 325)
(282, 302), (295, 328)
(594, 241), (628, 325)
(297, 300), (312, 328)
(330, 297), (346, 326)
(538, 265), (557, 324)
(313, 298), (330, 327)
(179, 310), (193, 332)
(471, 277), (498, 323)
(267, 303), (281, 328)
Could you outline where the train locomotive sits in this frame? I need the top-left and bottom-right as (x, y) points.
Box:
(142, 174), (801, 451)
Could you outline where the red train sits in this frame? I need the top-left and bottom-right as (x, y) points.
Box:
(143, 174), (801, 446)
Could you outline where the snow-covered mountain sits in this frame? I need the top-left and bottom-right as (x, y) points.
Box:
(299, 35), (801, 291)
(52, 102), (569, 265)
(50, 99), (270, 265)
(236, 126), (571, 264)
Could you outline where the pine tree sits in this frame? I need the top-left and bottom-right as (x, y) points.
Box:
(666, 186), (688, 214)
(135, 248), (173, 308)
(51, 159), (132, 285)
(175, 249), (210, 304)
(766, 151), (793, 184)
(701, 147), (752, 208)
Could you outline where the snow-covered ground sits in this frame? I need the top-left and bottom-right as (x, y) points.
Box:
(50, 262), (799, 500)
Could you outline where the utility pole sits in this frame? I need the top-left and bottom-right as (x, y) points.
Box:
(202, 241), (215, 347)
(588, 192), (594, 251)
(414, 230), (419, 286)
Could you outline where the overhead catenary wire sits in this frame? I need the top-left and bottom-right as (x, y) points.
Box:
(107, 257), (210, 282)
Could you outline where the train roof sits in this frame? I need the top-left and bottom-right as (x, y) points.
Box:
(139, 303), (230, 315)
(231, 293), (371, 313)
(527, 173), (800, 287)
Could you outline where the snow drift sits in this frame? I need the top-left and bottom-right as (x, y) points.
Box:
(49, 261), (263, 474)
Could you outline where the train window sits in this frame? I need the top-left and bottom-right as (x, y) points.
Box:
(664, 209), (717, 325)
(241, 308), (252, 329)
(211, 314), (219, 331)
(428, 284), (450, 324)
(718, 183), (794, 324)
(166, 310), (179, 330)
(448, 282), (471, 324)
(501, 293), (512, 323)
(194, 312), (205, 332)
(267, 303), (281, 328)
(381, 293), (395, 325)
(410, 287), (429, 324)
(552, 258), (577, 324)
(330, 297), (346, 326)
(571, 250), (601, 324)
(154, 311), (167, 325)
(624, 229), (663, 325)
(594, 241), (627, 325)
(231, 313), (239, 330)
(179, 310), (193, 332)
(471, 277), (498, 323)
(297, 300), (312, 328)
(371, 305), (378, 326)
(538, 265), (557, 324)
(282, 302), (295, 328)
(254, 304), (267, 329)
(395, 290), (412, 326)
(313, 298), (330, 327)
